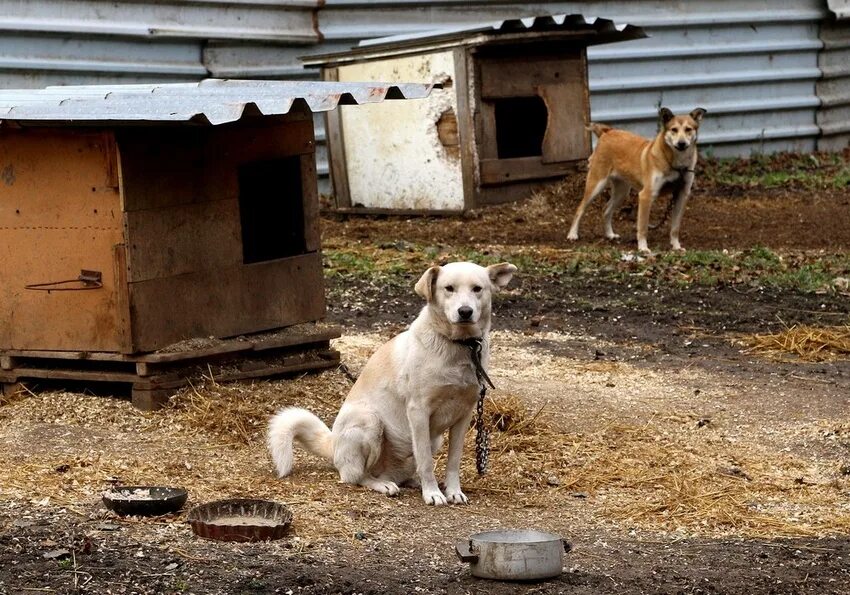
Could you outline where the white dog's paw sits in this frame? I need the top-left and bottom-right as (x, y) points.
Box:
(422, 487), (447, 506)
(445, 490), (469, 505)
(567, 231), (579, 241)
(370, 480), (400, 497)
(606, 232), (620, 240)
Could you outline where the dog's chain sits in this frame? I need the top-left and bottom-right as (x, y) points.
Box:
(475, 385), (489, 474)
(455, 337), (495, 475)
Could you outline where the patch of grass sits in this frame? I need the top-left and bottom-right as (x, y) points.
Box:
(323, 243), (850, 295)
(702, 151), (850, 190)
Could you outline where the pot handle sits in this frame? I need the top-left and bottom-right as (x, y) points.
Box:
(563, 539), (573, 553)
(455, 540), (479, 563)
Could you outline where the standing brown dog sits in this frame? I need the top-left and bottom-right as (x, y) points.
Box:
(567, 107), (707, 253)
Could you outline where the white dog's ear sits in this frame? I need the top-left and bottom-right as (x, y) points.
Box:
(487, 263), (517, 291)
(415, 265), (441, 302)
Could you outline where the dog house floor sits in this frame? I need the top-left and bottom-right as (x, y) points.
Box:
(0, 323), (340, 410)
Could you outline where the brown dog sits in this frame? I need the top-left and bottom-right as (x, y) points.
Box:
(567, 107), (707, 253)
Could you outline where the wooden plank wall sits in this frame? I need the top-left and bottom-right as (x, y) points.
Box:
(472, 47), (591, 203)
(117, 112), (325, 353)
(0, 129), (124, 352)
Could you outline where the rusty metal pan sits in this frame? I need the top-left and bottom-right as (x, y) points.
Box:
(187, 498), (292, 542)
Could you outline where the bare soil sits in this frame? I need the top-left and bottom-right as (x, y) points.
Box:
(2, 172), (850, 594)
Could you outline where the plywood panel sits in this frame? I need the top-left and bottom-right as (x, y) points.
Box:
(478, 156), (582, 186)
(478, 52), (583, 99)
(128, 252), (325, 352)
(539, 82), (591, 163)
(124, 199), (242, 282)
(0, 129), (123, 352)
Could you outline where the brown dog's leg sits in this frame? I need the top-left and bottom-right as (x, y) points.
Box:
(636, 187), (657, 253)
(669, 174), (694, 251)
(603, 179), (630, 240)
(568, 174), (608, 241)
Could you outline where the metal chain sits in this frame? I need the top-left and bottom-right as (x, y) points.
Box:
(475, 386), (489, 475)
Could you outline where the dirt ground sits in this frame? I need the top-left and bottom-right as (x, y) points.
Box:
(2, 168), (850, 594)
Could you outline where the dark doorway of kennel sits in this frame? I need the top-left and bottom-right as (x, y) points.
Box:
(238, 156), (307, 264)
(493, 96), (549, 159)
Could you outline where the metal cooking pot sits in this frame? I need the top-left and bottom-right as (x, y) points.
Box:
(455, 529), (572, 581)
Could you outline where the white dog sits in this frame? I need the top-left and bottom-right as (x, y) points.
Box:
(267, 261), (516, 505)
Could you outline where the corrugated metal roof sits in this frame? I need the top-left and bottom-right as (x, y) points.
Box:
(304, 13), (646, 65)
(0, 79), (436, 126)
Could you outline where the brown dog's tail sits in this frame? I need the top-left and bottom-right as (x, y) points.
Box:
(586, 123), (614, 138)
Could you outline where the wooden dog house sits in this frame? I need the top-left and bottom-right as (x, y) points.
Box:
(0, 79), (434, 408)
(306, 14), (645, 213)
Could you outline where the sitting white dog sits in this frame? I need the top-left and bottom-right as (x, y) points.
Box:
(267, 261), (516, 505)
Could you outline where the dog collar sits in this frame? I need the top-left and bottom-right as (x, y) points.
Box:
(454, 337), (495, 390)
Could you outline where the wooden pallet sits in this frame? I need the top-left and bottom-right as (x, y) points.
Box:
(0, 324), (341, 410)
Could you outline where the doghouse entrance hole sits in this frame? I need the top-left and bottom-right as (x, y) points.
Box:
(493, 96), (548, 159)
(238, 156), (306, 264)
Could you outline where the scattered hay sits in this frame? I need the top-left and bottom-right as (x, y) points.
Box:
(163, 372), (348, 446)
(460, 412), (850, 539)
(1, 365), (848, 541)
(740, 324), (850, 361)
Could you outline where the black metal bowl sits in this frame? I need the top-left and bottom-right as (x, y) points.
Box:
(102, 486), (188, 517)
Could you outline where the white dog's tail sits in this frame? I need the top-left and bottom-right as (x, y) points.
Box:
(267, 407), (333, 477)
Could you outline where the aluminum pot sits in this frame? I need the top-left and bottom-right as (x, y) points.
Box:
(455, 529), (572, 581)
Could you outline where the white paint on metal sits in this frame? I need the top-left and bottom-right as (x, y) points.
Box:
(337, 51), (464, 210)
(827, 0), (850, 19)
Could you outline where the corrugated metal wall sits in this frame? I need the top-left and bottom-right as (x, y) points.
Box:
(0, 1), (847, 189)
(0, 0), (319, 87)
(818, 15), (850, 151)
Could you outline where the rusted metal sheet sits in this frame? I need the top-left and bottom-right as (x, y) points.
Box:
(0, 79), (437, 126)
(0, 129), (124, 352)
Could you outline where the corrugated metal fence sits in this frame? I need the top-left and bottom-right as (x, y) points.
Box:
(0, 0), (848, 184)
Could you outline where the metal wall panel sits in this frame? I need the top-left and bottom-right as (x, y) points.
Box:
(0, 0), (321, 90)
(0, 0), (320, 42)
(817, 18), (850, 150)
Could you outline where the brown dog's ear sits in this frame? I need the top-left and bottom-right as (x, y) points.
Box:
(487, 263), (517, 291)
(690, 107), (707, 122)
(658, 107), (675, 126)
(415, 265), (441, 302)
